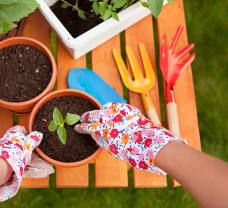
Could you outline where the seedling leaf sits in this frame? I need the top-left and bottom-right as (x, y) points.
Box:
(146, 0), (164, 18)
(111, 12), (119, 20)
(66, 113), (80, 125)
(48, 120), (57, 132)
(53, 107), (64, 126)
(103, 9), (112, 20)
(57, 126), (67, 144)
(113, 0), (127, 9)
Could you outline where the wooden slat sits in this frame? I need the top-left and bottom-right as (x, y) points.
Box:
(0, 109), (13, 137)
(56, 165), (88, 188)
(125, 16), (167, 187)
(20, 10), (51, 188)
(55, 42), (89, 188)
(22, 10), (51, 46)
(92, 36), (128, 187)
(157, 0), (201, 187)
(21, 177), (49, 188)
(20, 114), (49, 188)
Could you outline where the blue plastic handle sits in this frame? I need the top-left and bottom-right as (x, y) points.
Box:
(68, 68), (126, 105)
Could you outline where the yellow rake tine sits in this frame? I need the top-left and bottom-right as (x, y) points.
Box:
(112, 49), (134, 87)
(126, 46), (144, 81)
(139, 42), (155, 85)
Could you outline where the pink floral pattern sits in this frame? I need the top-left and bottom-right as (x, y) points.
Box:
(0, 126), (42, 202)
(76, 103), (186, 175)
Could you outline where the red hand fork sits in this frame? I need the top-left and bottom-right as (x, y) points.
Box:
(160, 25), (195, 135)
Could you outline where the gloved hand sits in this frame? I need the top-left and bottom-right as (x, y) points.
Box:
(0, 126), (53, 202)
(75, 103), (186, 175)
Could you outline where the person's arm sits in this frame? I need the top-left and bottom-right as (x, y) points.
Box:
(0, 157), (13, 186)
(76, 103), (228, 208)
(156, 141), (228, 208)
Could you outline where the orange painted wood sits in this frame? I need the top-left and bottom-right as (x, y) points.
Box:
(19, 114), (49, 188)
(56, 165), (89, 188)
(19, 10), (51, 188)
(19, 114), (50, 188)
(55, 42), (89, 188)
(125, 16), (167, 188)
(56, 43), (86, 89)
(0, 108), (13, 137)
(22, 11), (51, 46)
(21, 177), (49, 188)
(157, 0), (201, 186)
(92, 36), (128, 187)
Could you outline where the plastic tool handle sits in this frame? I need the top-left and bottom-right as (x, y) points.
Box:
(166, 102), (180, 135)
(141, 92), (161, 125)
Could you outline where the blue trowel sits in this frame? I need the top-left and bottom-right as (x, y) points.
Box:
(68, 68), (126, 105)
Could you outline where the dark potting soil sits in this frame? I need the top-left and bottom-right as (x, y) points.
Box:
(33, 96), (99, 162)
(0, 44), (52, 102)
(51, 0), (102, 38)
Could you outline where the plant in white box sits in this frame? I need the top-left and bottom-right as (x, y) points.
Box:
(37, 0), (170, 58)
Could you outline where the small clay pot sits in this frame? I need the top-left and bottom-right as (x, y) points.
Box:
(29, 89), (102, 168)
(0, 37), (57, 113)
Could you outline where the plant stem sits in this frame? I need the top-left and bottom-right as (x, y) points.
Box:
(74, 0), (79, 7)
(61, 0), (89, 17)
(61, 0), (74, 8)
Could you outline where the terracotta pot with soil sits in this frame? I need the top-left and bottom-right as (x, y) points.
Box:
(29, 89), (102, 167)
(0, 37), (57, 113)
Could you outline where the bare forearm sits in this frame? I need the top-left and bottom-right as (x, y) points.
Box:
(156, 141), (228, 208)
(0, 157), (13, 186)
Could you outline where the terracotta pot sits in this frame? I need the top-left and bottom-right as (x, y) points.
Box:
(29, 89), (102, 168)
(0, 37), (57, 113)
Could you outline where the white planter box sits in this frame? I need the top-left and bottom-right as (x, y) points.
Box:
(36, 0), (167, 59)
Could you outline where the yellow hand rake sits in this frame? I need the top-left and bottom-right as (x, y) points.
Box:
(113, 42), (161, 125)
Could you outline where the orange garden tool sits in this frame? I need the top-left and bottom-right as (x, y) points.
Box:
(113, 43), (161, 125)
(160, 25), (195, 135)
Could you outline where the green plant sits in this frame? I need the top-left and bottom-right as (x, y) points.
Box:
(90, 0), (136, 21)
(61, 0), (86, 19)
(48, 107), (80, 144)
(0, 0), (38, 34)
(60, 0), (172, 22)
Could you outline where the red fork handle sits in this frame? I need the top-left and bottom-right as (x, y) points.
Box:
(165, 84), (175, 103)
(164, 86), (181, 136)
(166, 101), (181, 136)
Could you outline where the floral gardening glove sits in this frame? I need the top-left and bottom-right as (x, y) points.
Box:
(75, 103), (186, 175)
(0, 126), (50, 202)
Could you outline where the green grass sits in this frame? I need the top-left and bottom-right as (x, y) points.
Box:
(1, 0), (227, 207)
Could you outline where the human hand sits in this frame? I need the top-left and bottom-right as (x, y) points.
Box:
(75, 103), (185, 175)
(0, 126), (42, 201)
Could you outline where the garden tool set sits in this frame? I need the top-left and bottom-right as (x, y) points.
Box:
(68, 25), (195, 135)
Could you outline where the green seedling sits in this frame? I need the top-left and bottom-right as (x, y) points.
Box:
(61, 0), (86, 19)
(48, 107), (80, 144)
(91, 0), (173, 21)
(60, 0), (172, 21)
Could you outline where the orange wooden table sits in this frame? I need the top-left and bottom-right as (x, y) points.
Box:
(0, 0), (201, 188)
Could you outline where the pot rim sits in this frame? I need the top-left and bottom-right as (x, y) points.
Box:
(29, 89), (102, 168)
(0, 37), (57, 108)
